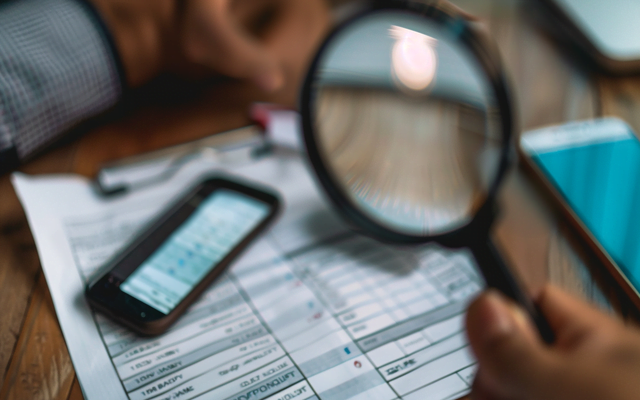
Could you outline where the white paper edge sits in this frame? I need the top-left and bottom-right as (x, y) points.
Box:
(12, 173), (128, 400)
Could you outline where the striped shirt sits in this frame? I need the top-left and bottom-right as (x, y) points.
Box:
(0, 0), (122, 173)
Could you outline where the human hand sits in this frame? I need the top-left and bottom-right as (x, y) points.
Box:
(466, 285), (640, 400)
(89, 0), (329, 90)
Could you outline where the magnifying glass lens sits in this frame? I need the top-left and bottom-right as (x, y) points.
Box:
(311, 12), (502, 236)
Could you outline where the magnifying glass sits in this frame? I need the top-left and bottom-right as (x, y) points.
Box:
(301, 0), (554, 343)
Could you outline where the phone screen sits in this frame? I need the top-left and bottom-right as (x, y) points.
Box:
(119, 189), (271, 314)
(552, 0), (640, 61)
(524, 120), (640, 290)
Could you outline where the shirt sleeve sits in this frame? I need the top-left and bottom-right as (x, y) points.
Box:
(0, 0), (123, 172)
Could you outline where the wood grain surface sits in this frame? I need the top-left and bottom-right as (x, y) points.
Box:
(1, 0), (639, 398)
(0, 144), (79, 398)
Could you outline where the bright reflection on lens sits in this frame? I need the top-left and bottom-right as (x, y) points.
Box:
(311, 13), (499, 235)
(390, 26), (438, 91)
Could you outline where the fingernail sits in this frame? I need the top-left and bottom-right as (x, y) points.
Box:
(507, 301), (534, 333)
(256, 71), (284, 92)
(481, 291), (516, 342)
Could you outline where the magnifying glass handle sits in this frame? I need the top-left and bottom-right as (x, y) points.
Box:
(470, 238), (555, 344)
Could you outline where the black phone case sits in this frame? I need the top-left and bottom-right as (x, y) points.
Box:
(85, 176), (281, 336)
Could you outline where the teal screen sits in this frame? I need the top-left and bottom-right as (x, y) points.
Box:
(533, 137), (640, 290)
(120, 190), (270, 314)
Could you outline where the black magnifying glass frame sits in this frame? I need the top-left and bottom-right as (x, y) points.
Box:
(300, 0), (554, 343)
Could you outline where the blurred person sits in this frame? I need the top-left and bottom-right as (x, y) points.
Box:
(0, 0), (329, 174)
(467, 285), (640, 400)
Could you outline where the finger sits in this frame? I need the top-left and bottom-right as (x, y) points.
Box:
(466, 290), (560, 399)
(183, 0), (284, 91)
(472, 368), (524, 400)
(471, 368), (508, 400)
(470, 373), (492, 400)
(537, 285), (620, 349)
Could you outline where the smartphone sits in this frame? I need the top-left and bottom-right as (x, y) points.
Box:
(533, 0), (640, 74)
(519, 117), (640, 308)
(86, 177), (280, 335)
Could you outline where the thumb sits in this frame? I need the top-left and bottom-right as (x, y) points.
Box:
(182, 0), (284, 91)
(466, 290), (560, 399)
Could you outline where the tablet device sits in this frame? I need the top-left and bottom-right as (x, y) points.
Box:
(534, 0), (640, 74)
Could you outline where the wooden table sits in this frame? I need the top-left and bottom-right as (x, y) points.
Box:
(2, 0), (640, 398)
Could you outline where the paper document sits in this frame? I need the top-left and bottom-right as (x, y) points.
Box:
(13, 150), (482, 400)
